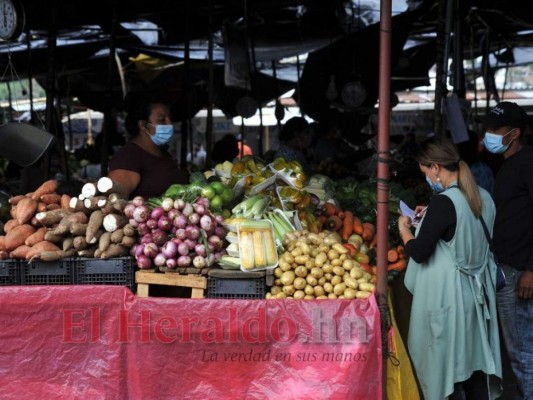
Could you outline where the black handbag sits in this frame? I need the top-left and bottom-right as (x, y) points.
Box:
(480, 216), (507, 291)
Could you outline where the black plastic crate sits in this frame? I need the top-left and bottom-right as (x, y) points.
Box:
(207, 277), (266, 299)
(74, 257), (135, 292)
(0, 259), (20, 286)
(21, 259), (73, 285)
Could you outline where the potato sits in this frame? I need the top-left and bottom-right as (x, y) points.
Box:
(359, 282), (375, 292)
(344, 288), (357, 300)
(310, 267), (323, 279)
(283, 285), (296, 296)
(294, 255), (309, 265)
(324, 273), (333, 282)
(314, 253), (327, 267)
(328, 293), (338, 299)
(305, 259), (315, 270)
(313, 285), (325, 297)
(355, 291), (371, 299)
(280, 271), (296, 286)
(334, 283), (346, 296)
(310, 249), (318, 258)
(294, 266), (308, 278)
(274, 279), (282, 286)
(279, 260), (292, 272)
(281, 253), (294, 264)
(350, 267), (364, 279)
(275, 292), (287, 299)
(363, 272), (372, 281)
(327, 249), (340, 261)
(265, 293), (272, 299)
(270, 286), (282, 295)
(304, 295), (315, 300)
(294, 290), (306, 300)
(317, 244), (329, 254)
(339, 254), (348, 261)
(331, 275), (342, 286)
(322, 264), (333, 274)
(323, 282), (334, 294)
(274, 267), (283, 278)
(344, 276), (358, 290)
(298, 242), (311, 255)
(291, 247), (303, 257)
(331, 258), (342, 267)
(293, 277), (307, 290)
(333, 266), (345, 276)
(316, 295), (328, 300)
(343, 259), (357, 271)
(306, 275), (318, 286)
(304, 285), (315, 295)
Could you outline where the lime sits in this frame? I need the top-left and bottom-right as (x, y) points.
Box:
(222, 209), (231, 218)
(201, 185), (216, 200)
(210, 181), (226, 195)
(211, 195), (223, 210)
(220, 187), (234, 204)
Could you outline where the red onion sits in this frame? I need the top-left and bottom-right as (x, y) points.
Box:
(177, 242), (189, 256)
(174, 199), (185, 210)
(185, 238), (197, 250)
(162, 197), (174, 212)
(175, 228), (187, 240)
(154, 253), (167, 267)
(166, 258), (177, 269)
(214, 251), (224, 261)
(167, 209), (179, 220)
(143, 243), (159, 258)
(146, 218), (158, 230)
(137, 222), (150, 236)
(124, 204), (136, 219)
(177, 255), (192, 267)
(136, 254), (152, 269)
(188, 213), (200, 225)
(182, 203), (194, 217)
(185, 225), (200, 240)
(162, 240), (178, 258)
(171, 226), (177, 235)
(141, 233), (153, 244)
(194, 243), (207, 257)
(193, 203), (207, 215)
(171, 237), (182, 246)
(214, 226), (226, 238)
(214, 215), (224, 224)
(133, 205), (150, 223)
(132, 196), (145, 207)
(134, 243), (146, 257)
(199, 215), (214, 231)
(208, 235), (224, 251)
(151, 229), (168, 246)
(192, 255), (206, 268)
(128, 218), (139, 228)
(197, 197), (210, 208)
(130, 245), (137, 257)
(150, 206), (165, 220)
(158, 216), (173, 231)
(173, 215), (188, 229)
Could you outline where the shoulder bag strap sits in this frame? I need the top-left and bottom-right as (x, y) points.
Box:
(479, 216), (498, 261)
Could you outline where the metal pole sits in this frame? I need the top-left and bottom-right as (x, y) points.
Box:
(44, 13), (57, 180)
(205, 0), (214, 169)
(453, 0), (465, 98)
(101, 0), (118, 177)
(433, 0), (447, 136)
(180, 0), (190, 169)
(377, 0), (392, 395)
(26, 31), (34, 124)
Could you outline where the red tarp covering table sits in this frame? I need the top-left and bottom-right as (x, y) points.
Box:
(0, 286), (382, 399)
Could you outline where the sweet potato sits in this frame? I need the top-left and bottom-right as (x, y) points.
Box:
(5, 224), (36, 251)
(86, 210), (104, 243)
(62, 237), (74, 251)
(60, 194), (72, 209)
(25, 241), (61, 260)
(40, 194), (61, 205)
(9, 207), (17, 219)
(46, 203), (61, 211)
(110, 229), (124, 244)
(37, 202), (48, 212)
(0, 236), (5, 251)
(44, 230), (64, 243)
(4, 219), (21, 233)
(37, 249), (76, 262)
(78, 247), (96, 258)
(121, 235), (136, 248)
(70, 223), (87, 236)
(10, 245), (31, 259)
(25, 227), (47, 246)
(73, 236), (88, 251)
(31, 180), (58, 201)
(98, 232), (112, 252)
(16, 197), (38, 224)
(9, 195), (25, 206)
(101, 244), (128, 259)
(123, 224), (136, 237)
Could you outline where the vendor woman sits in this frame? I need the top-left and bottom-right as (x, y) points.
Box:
(108, 96), (189, 199)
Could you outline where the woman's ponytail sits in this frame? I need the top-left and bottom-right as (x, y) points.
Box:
(457, 160), (482, 218)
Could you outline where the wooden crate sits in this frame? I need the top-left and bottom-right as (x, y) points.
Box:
(135, 269), (207, 298)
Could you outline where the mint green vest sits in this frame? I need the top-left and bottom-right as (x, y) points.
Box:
(405, 186), (502, 400)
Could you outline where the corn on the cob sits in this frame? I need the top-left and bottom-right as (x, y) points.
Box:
(263, 229), (278, 265)
(240, 231), (255, 270)
(253, 230), (266, 267)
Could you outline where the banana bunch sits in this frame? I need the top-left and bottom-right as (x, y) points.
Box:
(231, 195), (269, 219)
(239, 220), (278, 270)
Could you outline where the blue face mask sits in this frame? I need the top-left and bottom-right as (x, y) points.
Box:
(426, 175), (444, 193)
(146, 123), (174, 146)
(483, 129), (514, 154)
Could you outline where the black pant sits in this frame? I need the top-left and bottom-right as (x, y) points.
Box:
(448, 370), (489, 400)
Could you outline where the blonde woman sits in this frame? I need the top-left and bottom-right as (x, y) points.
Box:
(397, 136), (502, 400)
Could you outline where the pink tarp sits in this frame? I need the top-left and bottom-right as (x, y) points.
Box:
(0, 286), (382, 399)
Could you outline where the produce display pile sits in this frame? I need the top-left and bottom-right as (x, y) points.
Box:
(0, 155), (416, 294)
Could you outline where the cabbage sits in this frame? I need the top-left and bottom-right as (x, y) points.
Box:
(307, 174), (334, 191)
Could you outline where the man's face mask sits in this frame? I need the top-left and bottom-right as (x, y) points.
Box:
(483, 129), (514, 154)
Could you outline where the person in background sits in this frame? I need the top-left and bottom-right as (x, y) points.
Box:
(482, 101), (533, 399)
(397, 137), (502, 400)
(186, 143), (207, 170)
(456, 129), (494, 196)
(108, 96), (188, 199)
(211, 134), (239, 165)
(273, 117), (312, 175)
(237, 134), (253, 159)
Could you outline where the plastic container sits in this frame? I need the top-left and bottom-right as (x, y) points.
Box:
(73, 257), (136, 292)
(237, 220), (278, 272)
(22, 259), (73, 285)
(206, 276), (266, 299)
(0, 259), (20, 286)
(226, 243), (240, 257)
(225, 232), (239, 244)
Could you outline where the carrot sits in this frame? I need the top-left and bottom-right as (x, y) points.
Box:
(396, 245), (405, 254)
(326, 215), (343, 231)
(31, 180), (58, 201)
(362, 222), (376, 243)
(342, 211), (354, 241)
(4, 219), (21, 233)
(318, 215), (327, 225)
(16, 197), (38, 225)
(60, 194), (72, 209)
(388, 258), (407, 272)
(353, 217), (364, 235)
(342, 242), (357, 257)
(10, 245), (31, 259)
(5, 224), (36, 251)
(323, 202), (338, 217)
(387, 249), (399, 263)
(337, 211), (345, 220)
(25, 227), (48, 247)
(25, 241), (61, 260)
(40, 194), (61, 205)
